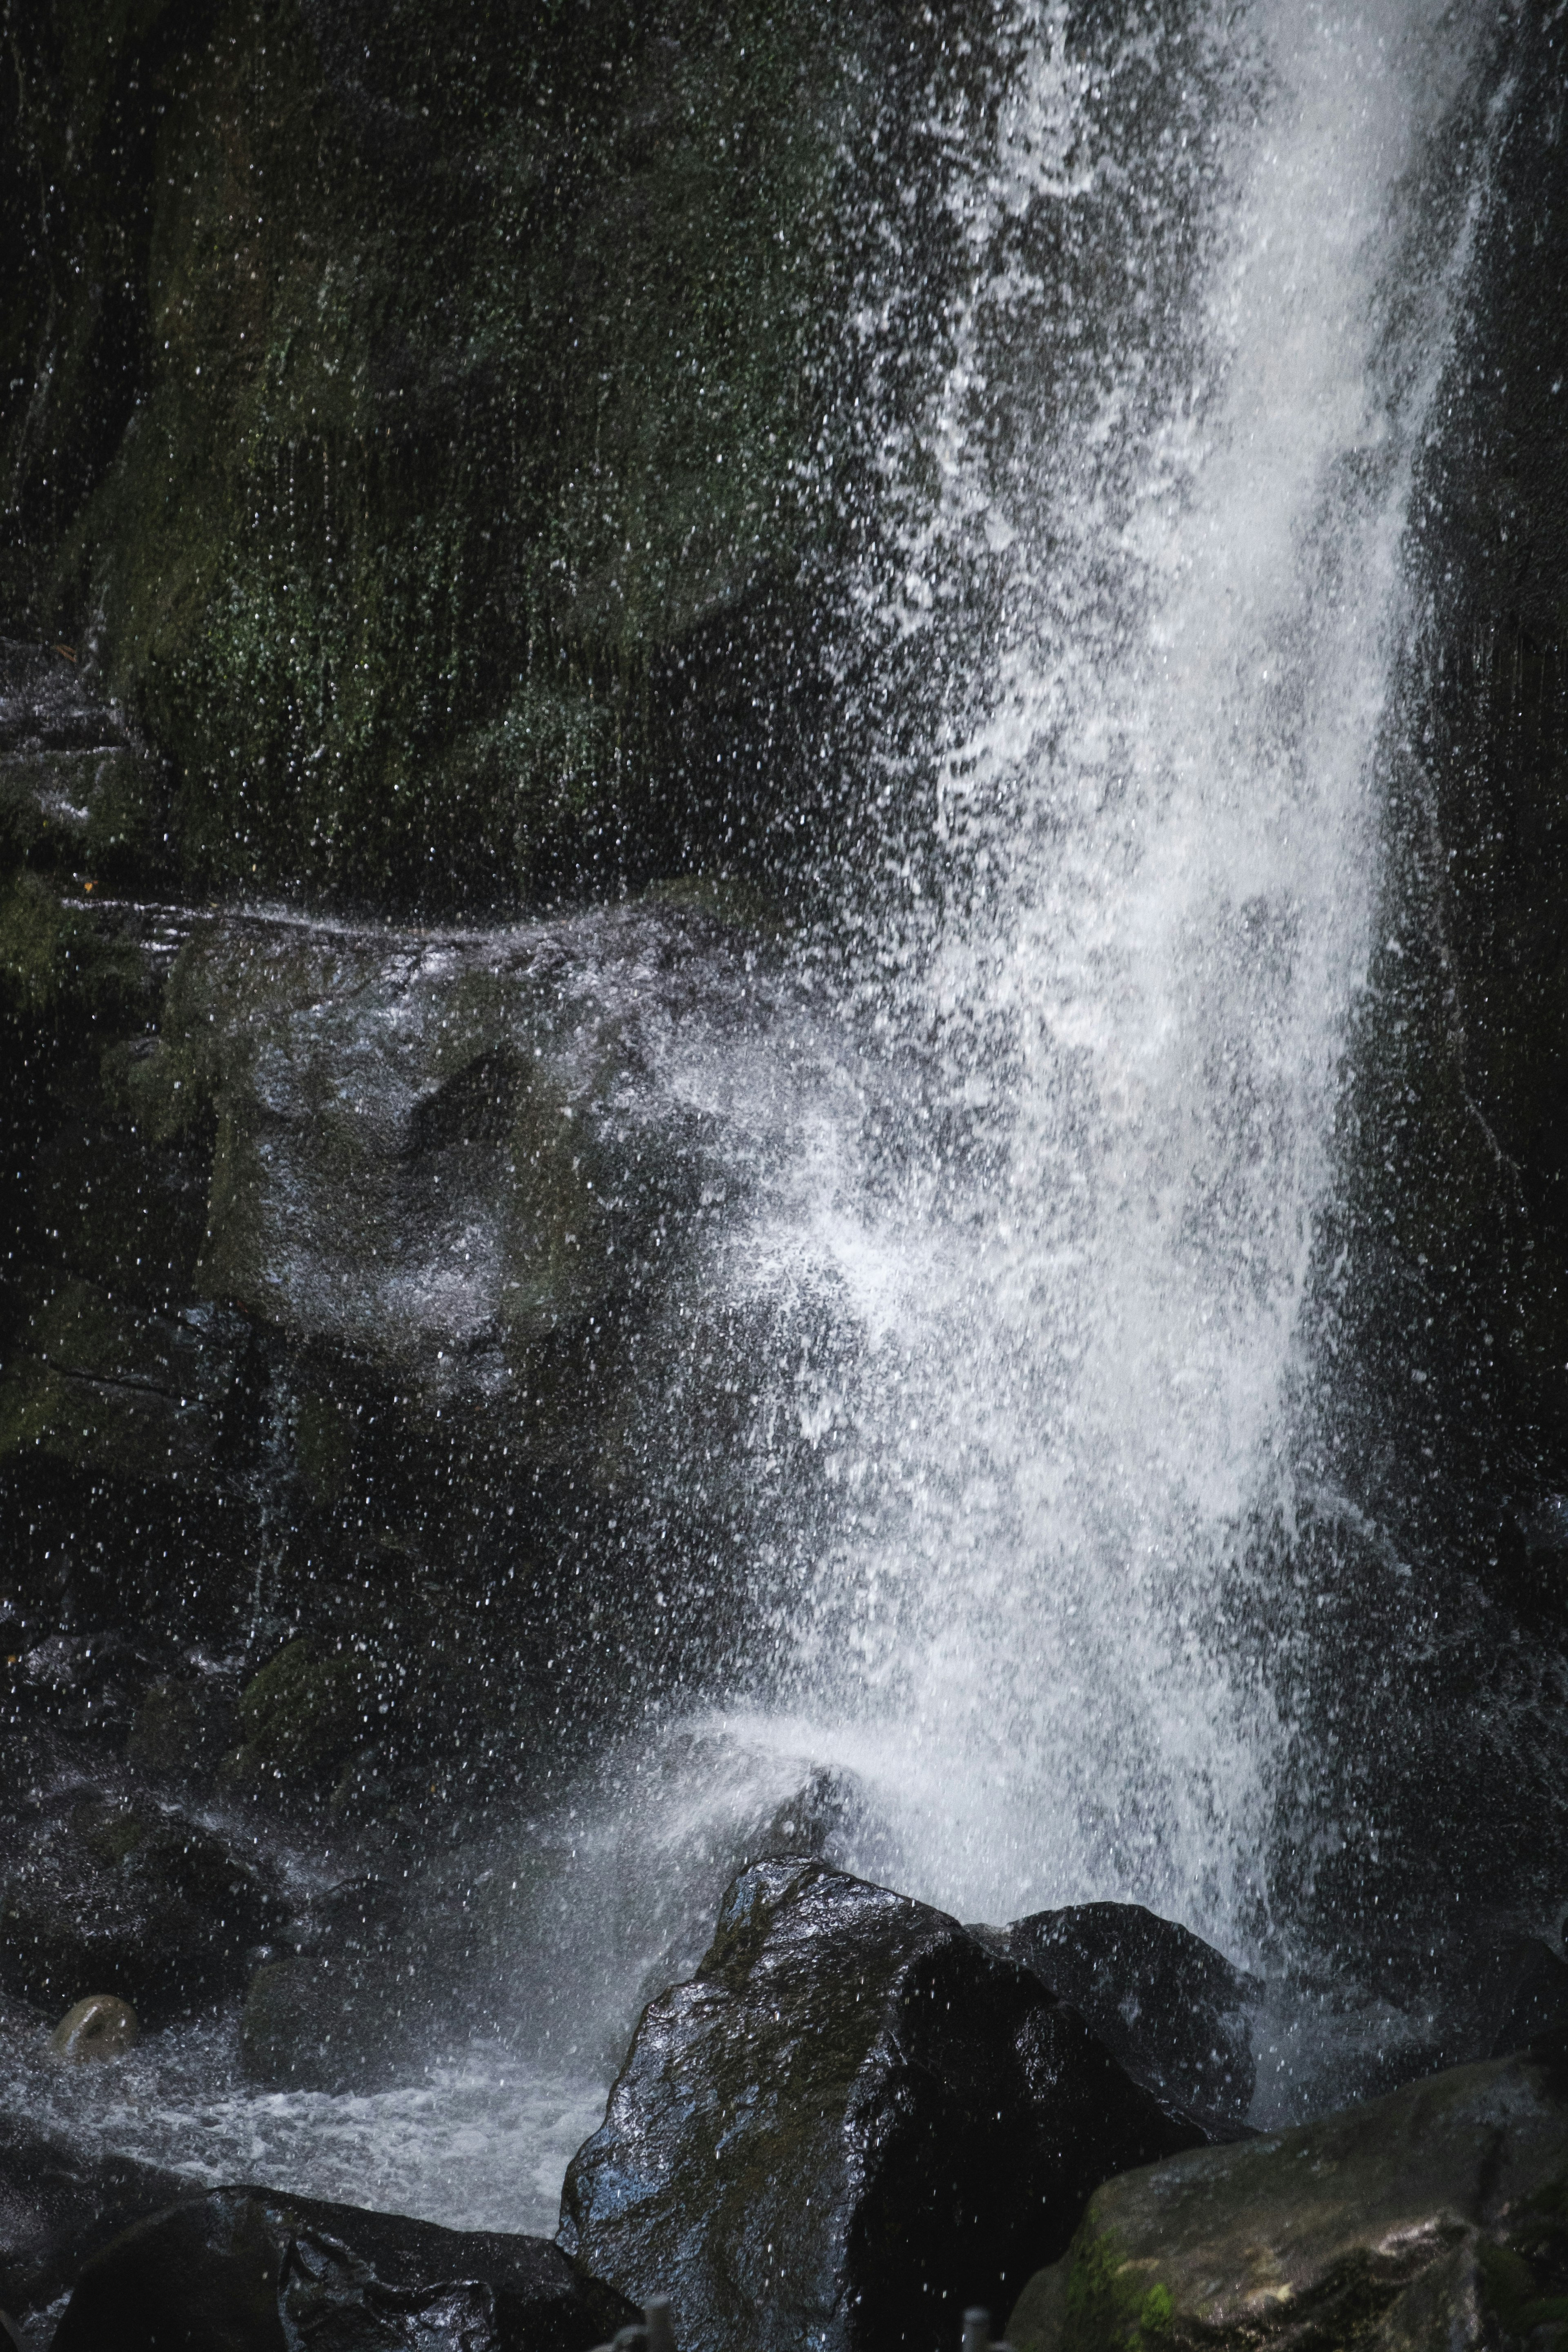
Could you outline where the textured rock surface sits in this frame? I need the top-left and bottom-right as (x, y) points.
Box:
(50, 2183), (637, 2352)
(559, 1859), (1205, 2352)
(1006, 2040), (1568, 2352)
(0, 4), (956, 912)
(0, 879), (830, 1815)
(0, 1796), (279, 2021)
(1007, 1903), (1260, 2131)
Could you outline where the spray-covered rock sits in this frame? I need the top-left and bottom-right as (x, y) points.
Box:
(559, 1859), (1206, 2352)
(0, 1797), (280, 2022)
(1007, 1904), (1261, 2132)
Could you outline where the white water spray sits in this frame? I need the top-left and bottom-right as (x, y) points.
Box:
(710, 0), (1500, 1951)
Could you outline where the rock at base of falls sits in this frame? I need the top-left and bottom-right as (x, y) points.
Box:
(0, 2119), (189, 2322)
(0, 1797), (281, 2024)
(45, 2183), (637, 2352)
(1004, 2040), (1568, 2352)
(238, 1950), (424, 2096)
(557, 1858), (1207, 2352)
(1005, 1902), (1261, 2132)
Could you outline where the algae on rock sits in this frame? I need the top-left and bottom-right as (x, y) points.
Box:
(1007, 2043), (1568, 2352)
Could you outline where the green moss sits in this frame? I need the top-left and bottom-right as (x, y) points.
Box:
(1060, 2227), (1151, 2352)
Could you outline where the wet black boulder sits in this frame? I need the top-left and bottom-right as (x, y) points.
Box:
(558, 1859), (1205, 2352)
(0, 1796), (280, 2021)
(0, 2119), (187, 2327)
(1006, 1901), (1260, 2129)
(51, 2185), (637, 2352)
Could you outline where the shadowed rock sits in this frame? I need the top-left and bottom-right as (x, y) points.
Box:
(0, 2120), (187, 2323)
(49, 2184), (637, 2352)
(1007, 1903), (1260, 2131)
(0, 1796), (279, 2021)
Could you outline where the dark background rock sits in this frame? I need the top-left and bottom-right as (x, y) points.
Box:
(0, 1795), (280, 2022)
(239, 1950), (426, 2096)
(1007, 1903), (1260, 2132)
(560, 1859), (1205, 2352)
(0, 3), (969, 918)
(49, 2184), (637, 2352)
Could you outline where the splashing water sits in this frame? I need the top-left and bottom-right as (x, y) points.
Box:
(704, 0), (1501, 1948)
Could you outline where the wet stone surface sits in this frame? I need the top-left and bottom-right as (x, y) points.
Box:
(45, 2179), (636, 2352)
(1007, 1902), (1262, 2133)
(0, 1793), (280, 2024)
(561, 1859), (1206, 2352)
(1006, 2040), (1568, 2352)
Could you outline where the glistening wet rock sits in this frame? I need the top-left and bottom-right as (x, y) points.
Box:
(1005, 2038), (1568, 2352)
(0, 2120), (187, 2325)
(559, 1859), (1205, 2352)
(50, 1991), (140, 2060)
(1007, 1903), (1260, 2130)
(0, 1796), (280, 2021)
(50, 2185), (638, 2352)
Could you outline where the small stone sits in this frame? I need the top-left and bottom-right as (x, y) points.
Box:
(49, 1995), (139, 2062)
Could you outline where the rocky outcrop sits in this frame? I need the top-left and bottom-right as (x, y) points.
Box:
(1007, 1903), (1260, 2133)
(1005, 2038), (1568, 2352)
(0, 877), (831, 1809)
(49, 2183), (637, 2352)
(0, 1794), (280, 2021)
(0, 2119), (188, 2325)
(559, 1859), (1206, 2352)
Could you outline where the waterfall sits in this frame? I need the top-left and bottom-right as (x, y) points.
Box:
(0, 0), (1514, 2236)
(690, 0), (1503, 1954)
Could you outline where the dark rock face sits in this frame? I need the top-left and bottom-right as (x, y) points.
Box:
(1005, 2040), (1568, 2352)
(0, 2119), (187, 2324)
(0, 1795), (280, 2021)
(0, 3), (941, 914)
(559, 1859), (1205, 2352)
(1481, 1934), (1568, 2056)
(0, 640), (160, 886)
(50, 2184), (637, 2352)
(1, 880), (831, 1820)
(1007, 1904), (1259, 2130)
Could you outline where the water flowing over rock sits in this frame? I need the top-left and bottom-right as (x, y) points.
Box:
(559, 1860), (1205, 2352)
(6, 0), (1568, 2263)
(1005, 2040), (1568, 2352)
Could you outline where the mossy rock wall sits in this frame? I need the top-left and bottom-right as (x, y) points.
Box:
(0, 0), (983, 911)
